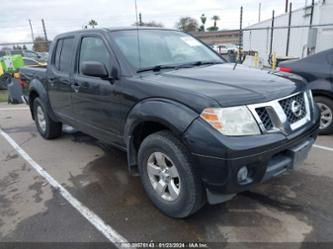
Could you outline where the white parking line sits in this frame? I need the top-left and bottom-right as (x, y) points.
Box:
(0, 107), (29, 111)
(0, 129), (129, 248)
(314, 144), (333, 152)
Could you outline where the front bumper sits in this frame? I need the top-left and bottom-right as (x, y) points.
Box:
(182, 105), (320, 201)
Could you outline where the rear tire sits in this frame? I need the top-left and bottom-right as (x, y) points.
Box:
(33, 97), (62, 139)
(315, 96), (333, 135)
(138, 130), (205, 218)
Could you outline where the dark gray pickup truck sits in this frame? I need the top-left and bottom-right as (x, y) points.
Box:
(20, 27), (320, 218)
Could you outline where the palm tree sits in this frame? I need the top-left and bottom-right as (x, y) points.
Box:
(200, 14), (207, 31)
(88, 19), (98, 28)
(211, 15), (220, 28)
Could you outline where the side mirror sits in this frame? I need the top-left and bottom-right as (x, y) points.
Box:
(81, 61), (108, 78)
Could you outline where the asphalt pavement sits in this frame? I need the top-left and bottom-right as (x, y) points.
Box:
(0, 102), (333, 247)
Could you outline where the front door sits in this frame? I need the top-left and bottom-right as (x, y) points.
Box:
(72, 35), (121, 144)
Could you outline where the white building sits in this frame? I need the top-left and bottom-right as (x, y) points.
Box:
(243, 0), (333, 66)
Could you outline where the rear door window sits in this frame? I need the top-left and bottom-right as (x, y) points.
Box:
(59, 38), (74, 74)
(53, 39), (63, 70)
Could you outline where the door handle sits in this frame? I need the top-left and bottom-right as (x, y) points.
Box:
(48, 77), (57, 86)
(71, 82), (81, 93)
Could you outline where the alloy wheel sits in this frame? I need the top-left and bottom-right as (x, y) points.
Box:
(147, 152), (181, 201)
(317, 102), (333, 130)
(36, 105), (47, 132)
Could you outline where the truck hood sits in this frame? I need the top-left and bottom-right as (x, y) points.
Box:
(144, 63), (305, 107)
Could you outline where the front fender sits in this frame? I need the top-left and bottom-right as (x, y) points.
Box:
(124, 98), (199, 169)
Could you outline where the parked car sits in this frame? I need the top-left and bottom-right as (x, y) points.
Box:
(2, 50), (47, 63)
(23, 57), (47, 67)
(213, 43), (238, 54)
(278, 48), (333, 134)
(20, 27), (320, 218)
(37, 52), (49, 61)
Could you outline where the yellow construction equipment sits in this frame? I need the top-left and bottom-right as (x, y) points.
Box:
(272, 53), (277, 70)
(0, 63), (3, 76)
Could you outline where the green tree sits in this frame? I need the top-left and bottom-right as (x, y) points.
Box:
(211, 15), (220, 29)
(88, 19), (98, 28)
(207, 26), (219, 32)
(175, 17), (199, 32)
(200, 14), (207, 32)
(132, 21), (164, 27)
(33, 36), (49, 52)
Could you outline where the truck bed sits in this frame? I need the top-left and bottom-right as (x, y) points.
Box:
(20, 66), (47, 83)
(19, 66), (47, 101)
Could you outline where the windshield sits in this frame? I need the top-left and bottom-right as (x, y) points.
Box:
(110, 30), (224, 71)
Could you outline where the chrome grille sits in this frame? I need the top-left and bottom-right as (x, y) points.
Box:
(248, 91), (312, 134)
(255, 107), (273, 130)
(279, 93), (306, 124)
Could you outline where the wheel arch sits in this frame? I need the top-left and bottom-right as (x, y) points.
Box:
(124, 98), (199, 174)
(312, 89), (333, 100)
(308, 79), (333, 100)
(28, 79), (58, 122)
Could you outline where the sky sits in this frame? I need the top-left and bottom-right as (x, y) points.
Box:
(0, 0), (310, 45)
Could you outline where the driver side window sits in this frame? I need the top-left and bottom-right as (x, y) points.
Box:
(79, 37), (111, 74)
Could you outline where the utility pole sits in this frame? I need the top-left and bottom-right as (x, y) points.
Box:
(269, 10), (275, 60)
(139, 13), (143, 26)
(41, 19), (48, 41)
(238, 6), (243, 62)
(258, 3), (261, 22)
(285, 0), (289, 13)
(28, 19), (35, 43)
(286, 2), (292, 56)
(309, 0), (314, 27)
(307, 0), (315, 55)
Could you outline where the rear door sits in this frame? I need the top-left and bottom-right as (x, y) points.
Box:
(48, 37), (75, 118)
(72, 34), (121, 142)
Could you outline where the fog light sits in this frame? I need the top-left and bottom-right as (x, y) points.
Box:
(237, 166), (249, 184)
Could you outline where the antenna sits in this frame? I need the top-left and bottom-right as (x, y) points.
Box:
(134, 0), (142, 71)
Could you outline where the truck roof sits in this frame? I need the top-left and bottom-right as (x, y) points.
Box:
(54, 27), (178, 39)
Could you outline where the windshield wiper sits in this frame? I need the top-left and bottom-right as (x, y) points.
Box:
(136, 61), (223, 73)
(137, 65), (177, 73)
(177, 60), (223, 68)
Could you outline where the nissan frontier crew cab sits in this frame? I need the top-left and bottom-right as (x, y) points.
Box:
(20, 27), (320, 218)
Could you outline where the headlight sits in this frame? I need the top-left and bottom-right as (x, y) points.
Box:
(200, 106), (261, 136)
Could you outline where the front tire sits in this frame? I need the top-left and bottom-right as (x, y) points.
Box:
(315, 96), (333, 135)
(138, 131), (205, 218)
(33, 98), (62, 139)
